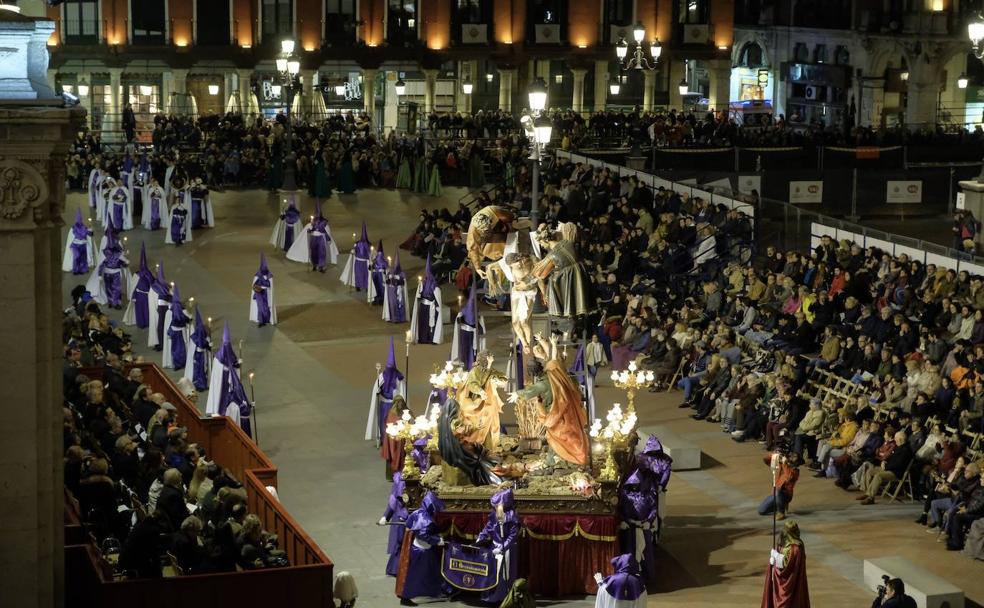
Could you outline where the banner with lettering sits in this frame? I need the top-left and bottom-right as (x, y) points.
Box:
(886, 180), (922, 204)
(789, 181), (823, 204)
(441, 543), (499, 591)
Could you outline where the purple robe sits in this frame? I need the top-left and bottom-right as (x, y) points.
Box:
(414, 254), (440, 343)
(188, 309), (211, 391)
(69, 221), (93, 274)
(132, 264), (153, 329)
(151, 273), (171, 351)
(219, 363), (252, 437)
(253, 274), (272, 325)
(168, 295), (191, 371)
(383, 473), (409, 577)
(282, 206), (301, 251)
(412, 437), (429, 473)
(353, 238), (371, 290)
(99, 251), (127, 308)
(169, 206), (188, 244)
(109, 189), (128, 230)
(190, 186), (209, 228)
(618, 470), (659, 582)
(375, 341), (405, 442)
(309, 219), (330, 270)
(600, 554), (646, 601)
(88, 171), (101, 209)
(148, 193), (164, 230)
(400, 492), (445, 600)
(385, 271), (407, 323)
(370, 251), (387, 305)
(475, 489), (520, 604)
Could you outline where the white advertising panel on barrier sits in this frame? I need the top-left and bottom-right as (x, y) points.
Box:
(866, 237), (893, 255)
(927, 252), (959, 271)
(812, 223), (837, 239)
(957, 192), (966, 210)
(692, 189), (713, 202)
(738, 175), (762, 195)
(894, 245), (926, 263)
(886, 180), (922, 204)
(960, 261), (984, 276)
(789, 181), (823, 204)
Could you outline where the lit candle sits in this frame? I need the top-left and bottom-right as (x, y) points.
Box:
(207, 316), (212, 326)
(189, 297), (195, 303)
(249, 372), (255, 381)
(405, 329), (413, 343)
(352, 232), (357, 240)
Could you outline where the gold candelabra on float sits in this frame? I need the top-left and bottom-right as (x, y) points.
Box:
(589, 403), (638, 482)
(610, 360), (656, 414)
(385, 409), (437, 479)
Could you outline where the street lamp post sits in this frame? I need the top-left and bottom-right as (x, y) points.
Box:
(276, 39), (301, 191)
(522, 78), (550, 228)
(615, 21), (661, 71)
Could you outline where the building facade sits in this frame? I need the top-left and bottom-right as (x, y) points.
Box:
(732, 0), (975, 130)
(38, 0), (734, 131)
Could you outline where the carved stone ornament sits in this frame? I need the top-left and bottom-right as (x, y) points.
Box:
(0, 157), (49, 220)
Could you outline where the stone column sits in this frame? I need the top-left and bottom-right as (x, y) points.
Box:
(572, 68), (587, 115)
(423, 68), (438, 114)
(707, 61), (732, 113)
(497, 68), (515, 112)
(593, 60), (608, 112)
(669, 59), (686, 110)
(905, 69), (943, 131)
(299, 69), (315, 119)
(0, 103), (86, 608)
(237, 69), (253, 116)
(169, 68), (189, 115)
(362, 68), (377, 119)
(105, 67), (122, 140)
(643, 69), (656, 112)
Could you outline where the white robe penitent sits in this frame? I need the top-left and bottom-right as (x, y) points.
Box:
(409, 281), (444, 344)
(248, 275), (278, 325)
(364, 373), (407, 442)
(61, 228), (95, 273)
(285, 223), (340, 265)
(161, 306), (192, 369)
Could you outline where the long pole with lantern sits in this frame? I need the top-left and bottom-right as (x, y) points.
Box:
(276, 39), (301, 192)
(522, 78), (551, 228)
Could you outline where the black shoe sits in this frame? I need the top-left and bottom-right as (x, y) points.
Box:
(691, 414), (705, 420)
(914, 514), (928, 525)
(946, 542), (962, 551)
(678, 402), (691, 409)
(400, 599), (417, 606)
(813, 471), (826, 478)
(732, 436), (745, 443)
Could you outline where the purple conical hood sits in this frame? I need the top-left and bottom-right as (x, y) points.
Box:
(74, 207), (84, 226)
(103, 225), (120, 253)
(461, 278), (478, 325)
(387, 336), (397, 369)
(360, 221), (369, 244)
(123, 156), (134, 171)
(421, 253), (438, 297)
(190, 305), (209, 346)
(314, 199), (323, 220)
(569, 344), (585, 374)
(156, 261), (167, 286)
(139, 243), (149, 273)
(215, 321), (238, 368)
(257, 252), (270, 277)
(170, 284), (185, 318)
(392, 249), (403, 275)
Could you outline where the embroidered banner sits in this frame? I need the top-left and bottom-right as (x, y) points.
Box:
(441, 543), (499, 591)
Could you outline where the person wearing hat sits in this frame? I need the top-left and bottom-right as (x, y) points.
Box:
(762, 520), (810, 608)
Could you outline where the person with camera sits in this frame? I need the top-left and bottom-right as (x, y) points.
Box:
(759, 448), (801, 521)
(871, 577), (916, 608)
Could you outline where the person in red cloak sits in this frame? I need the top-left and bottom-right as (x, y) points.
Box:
(762, 520), (810, 608)
(381, 396), (411, 478)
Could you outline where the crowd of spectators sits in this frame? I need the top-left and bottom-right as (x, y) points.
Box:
(401, 144), (984, 559)
(63, 286), (288, 578)
(65, 110), (533, 198)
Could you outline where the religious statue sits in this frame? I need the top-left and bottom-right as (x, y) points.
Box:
(509, 335), (590, 466)
(437, 396), (501, 486)
(456, 350), (508, 452)
(499, 253), (538, 354)
(533, 222), (594, 318)
(466, 205), (532, 279)
(762, 520), (811, 608)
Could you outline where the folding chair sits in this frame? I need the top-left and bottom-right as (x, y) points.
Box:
(880, 462), (915, 504)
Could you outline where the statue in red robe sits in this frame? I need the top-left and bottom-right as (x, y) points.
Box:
(762, 520), (810, 608)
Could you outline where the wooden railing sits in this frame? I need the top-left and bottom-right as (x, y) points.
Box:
(66, 363), (333, 607)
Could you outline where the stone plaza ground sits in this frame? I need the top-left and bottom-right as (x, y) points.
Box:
(61, 186), (984, 606)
